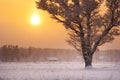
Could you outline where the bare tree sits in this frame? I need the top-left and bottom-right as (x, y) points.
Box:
(36, 0), (120, 67)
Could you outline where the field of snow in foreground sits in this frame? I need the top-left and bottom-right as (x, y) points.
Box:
(0, 62), (120, 80)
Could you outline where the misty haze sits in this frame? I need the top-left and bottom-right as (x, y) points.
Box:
(0, 0), (120, 80)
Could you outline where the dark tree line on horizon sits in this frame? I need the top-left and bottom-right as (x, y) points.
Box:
(0, 45), (79, 62)
(0, 44), (120, 62)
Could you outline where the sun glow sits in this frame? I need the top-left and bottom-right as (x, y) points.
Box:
(31, 14), (41, 25)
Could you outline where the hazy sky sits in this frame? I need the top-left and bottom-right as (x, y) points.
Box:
(0, 0), (119, 50)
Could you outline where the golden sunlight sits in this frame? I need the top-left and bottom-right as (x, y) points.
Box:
(31, 14), (41, 25)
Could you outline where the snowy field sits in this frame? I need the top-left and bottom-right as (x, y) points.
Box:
(0, 62), (120, 80)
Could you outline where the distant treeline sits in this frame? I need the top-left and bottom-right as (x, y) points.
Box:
(0, 45), (80, 62)
(0, 44), (120, 62)
(93, 50), (120, 62)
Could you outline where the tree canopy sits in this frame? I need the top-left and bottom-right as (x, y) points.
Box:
(36, 0), (120, 67)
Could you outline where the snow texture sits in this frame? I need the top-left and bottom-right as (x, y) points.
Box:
(0, 62), (120, 80)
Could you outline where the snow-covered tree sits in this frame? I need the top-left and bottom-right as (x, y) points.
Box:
(36, 0), (120, 67)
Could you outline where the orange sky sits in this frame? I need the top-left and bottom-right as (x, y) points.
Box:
(0, 0), (119, 50)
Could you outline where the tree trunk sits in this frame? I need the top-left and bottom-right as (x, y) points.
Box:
(85, 56), (92, 68)
(83, 52), (93, 68)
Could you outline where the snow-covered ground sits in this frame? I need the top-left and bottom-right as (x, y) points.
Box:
(0, 62), (120, 80)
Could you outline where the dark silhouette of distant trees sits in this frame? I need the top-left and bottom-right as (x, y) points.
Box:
(36, 0), (120, 67)
(0, 45), (120, 62)
(0, 46), (80, 62)
(1, 45), (19, 61)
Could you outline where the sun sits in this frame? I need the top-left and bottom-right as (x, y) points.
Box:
(31, 14), (41, 25)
